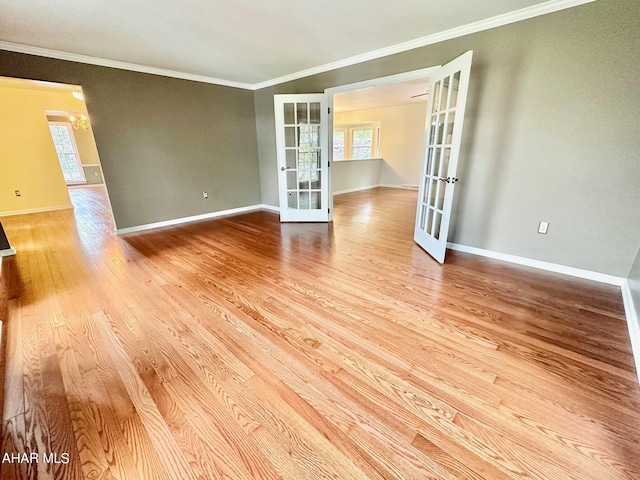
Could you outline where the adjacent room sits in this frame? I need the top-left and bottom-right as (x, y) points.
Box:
(1, 0), (639, 478)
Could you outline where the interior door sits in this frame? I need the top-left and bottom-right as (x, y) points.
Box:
(414, 51), (473, 263)
(274, 94), (329, 222)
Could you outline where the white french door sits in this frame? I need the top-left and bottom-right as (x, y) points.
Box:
(274, 94), (330, 222)
(414, 51), (473, 263)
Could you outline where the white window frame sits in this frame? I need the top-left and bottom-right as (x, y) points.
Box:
(48, 121), (87, 185)
(333, 122), (380, 161)
(333, 127), (347, 161)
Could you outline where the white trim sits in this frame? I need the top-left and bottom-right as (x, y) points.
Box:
(0, 41), (253, 90)
(621, 280), (640, 385)
(67, 183), (104, 189)
(333, 185), (381, 196)
(253, 0), (595, 90)
(447, 242), (625, 286)
(0, 205), (74, 217)
(379, 184), (419, 190)
(0, 0), (594, 91)
(325, 68), (441, 96)
(332, 184), (416, 195)
(0, 248), (16, 257)
(260, 204), (280, 213)
(116, 204), (279, 235)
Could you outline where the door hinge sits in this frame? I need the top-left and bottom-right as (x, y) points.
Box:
(328, 161), (330, 167)
(328, 107), (331, 114)
(328, 208), (330, 213)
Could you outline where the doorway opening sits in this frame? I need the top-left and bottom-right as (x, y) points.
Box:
(324, 67), (439, 221)
(0, 77), (115, 228)
(273, 52), (473, 263)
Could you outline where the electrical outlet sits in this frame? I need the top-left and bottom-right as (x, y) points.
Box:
(15, 190), (21, 197)
(538, 221), (549, 234)
(203, 191), (208, 199)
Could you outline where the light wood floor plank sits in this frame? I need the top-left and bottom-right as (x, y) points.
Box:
(1, 186), (639, 479)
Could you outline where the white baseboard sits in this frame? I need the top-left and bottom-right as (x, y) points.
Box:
(446, 242), (625, 286)
(379, 184), (419, 190)
(0, 248), (16, 257)
(333, 185), (381, 196)
(332, 184), (420, 195)
(260, 204), (280, 214)
(447, 242), (639, 384)
(621, 281), (640, 385)
(0, 204), (74, 217)
(116, 204), (278, 235)
(68, 183), (105, 189)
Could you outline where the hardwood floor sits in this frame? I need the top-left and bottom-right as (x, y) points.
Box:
(1, 186), (639, 479)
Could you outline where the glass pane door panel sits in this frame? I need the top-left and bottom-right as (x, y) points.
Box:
(287, 192), (298, 209)
(425, 148), (434, 174)
(441, 77), (450, 110)
(433, 212), (442, 239)
(431, 81), (441, 113)
(431, 148), (441, 177)
(309, 149), (320, 169)
(450, 72), (461, 108)
(287, 171), (298, 189)
(436, 115), (445, 144)
(428, 180), (438, 205)
(441, 149), (451, 177)
(285, 127), (297, 147)
(310, 170), (321, 189)
(436, 182), (446, 210)
(297, 103), (308, 123)
(310, 192), (321, 209)
(299, 126), (319, 148)
(426, 208), (434, 235)
(286, 150), (296, 169)
(284, 103), (295, 124)
(309, 102), (321, 124)
(299, 191), (310, 209)
(444, 112), (455, 144)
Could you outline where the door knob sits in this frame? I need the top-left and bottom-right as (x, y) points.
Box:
(281, 167), (286, 171)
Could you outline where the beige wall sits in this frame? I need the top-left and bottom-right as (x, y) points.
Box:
(0, 84), (89, 215)
(335, 102), (427, 187)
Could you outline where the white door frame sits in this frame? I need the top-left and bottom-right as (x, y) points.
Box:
(323, 66), (441, 221)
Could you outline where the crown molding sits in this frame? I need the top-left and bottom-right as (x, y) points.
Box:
(0, 41), (254, 90)
(0, 0), (595, 91)
(251, 0), (596, 90)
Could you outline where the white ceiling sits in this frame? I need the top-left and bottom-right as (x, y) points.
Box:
(0, 0), (593, 89)
(334, 78), (430, 113)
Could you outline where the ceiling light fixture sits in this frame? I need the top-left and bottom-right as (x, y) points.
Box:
(71, 87), (84, 100)
(70, 114), (89, 130)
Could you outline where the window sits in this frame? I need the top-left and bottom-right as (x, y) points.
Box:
(352, 128), (375, 159)
(332, 122), (380, 160)
(333, 128), (346, 161)
(48, 122), (86, 184)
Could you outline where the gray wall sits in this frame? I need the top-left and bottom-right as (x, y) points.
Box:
(629, 245), (640, 324)
(0, 50), (261, 229)
(254, 0), (640, 277)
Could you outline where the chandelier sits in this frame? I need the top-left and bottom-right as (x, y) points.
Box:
(70, 114), (89, 130)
